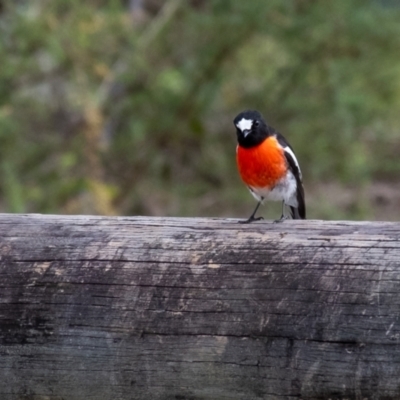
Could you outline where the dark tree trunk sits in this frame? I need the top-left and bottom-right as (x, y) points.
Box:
(0, 214), (400, 399)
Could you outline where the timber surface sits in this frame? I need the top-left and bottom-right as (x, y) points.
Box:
(0, 214), (400, 399)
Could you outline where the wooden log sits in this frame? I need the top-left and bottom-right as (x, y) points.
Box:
(0, 214), (400, 399)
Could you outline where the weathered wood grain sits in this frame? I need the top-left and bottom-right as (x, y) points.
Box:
(0, 214), (400, 399)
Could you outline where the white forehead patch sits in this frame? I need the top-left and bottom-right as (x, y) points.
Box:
(236, 118), (253, 132)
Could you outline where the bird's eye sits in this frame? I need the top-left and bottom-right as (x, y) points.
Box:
(254, 120), (260, 127)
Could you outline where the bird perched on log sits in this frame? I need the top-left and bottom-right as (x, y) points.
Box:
(233, 110), (306, 223)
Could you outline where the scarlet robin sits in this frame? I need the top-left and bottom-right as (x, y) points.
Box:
(233, 110), (306, 223)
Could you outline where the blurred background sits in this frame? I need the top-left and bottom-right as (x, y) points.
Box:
(0, 0), (399, 220)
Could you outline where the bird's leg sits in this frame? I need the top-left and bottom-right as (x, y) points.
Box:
(239, 199), (264, 224)
(274, 201), (288, 223)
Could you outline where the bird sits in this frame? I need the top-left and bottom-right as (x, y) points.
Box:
(233, 110), (306, 223)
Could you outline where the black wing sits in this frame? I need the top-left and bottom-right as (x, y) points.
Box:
(275, 132), (306, 219)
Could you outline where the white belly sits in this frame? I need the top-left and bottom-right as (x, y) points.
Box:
(248, 171), (298, 207)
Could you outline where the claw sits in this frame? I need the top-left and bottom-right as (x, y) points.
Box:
(273, 215), (288, 224)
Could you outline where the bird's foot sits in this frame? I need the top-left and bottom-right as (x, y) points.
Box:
(273, 215), (288, 223)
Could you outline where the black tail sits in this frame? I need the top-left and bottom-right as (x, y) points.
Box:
(290, 205), (305, 219)
(290, 183), (306, 219)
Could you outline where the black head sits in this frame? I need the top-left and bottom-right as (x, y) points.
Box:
(233, 110), (270, 148)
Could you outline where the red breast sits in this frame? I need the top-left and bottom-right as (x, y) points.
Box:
(237, 136), (287, 189)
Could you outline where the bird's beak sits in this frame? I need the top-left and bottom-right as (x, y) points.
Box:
(242, 129), (251, 137)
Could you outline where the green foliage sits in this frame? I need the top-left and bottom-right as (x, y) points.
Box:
(0, 0), (399, 219)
